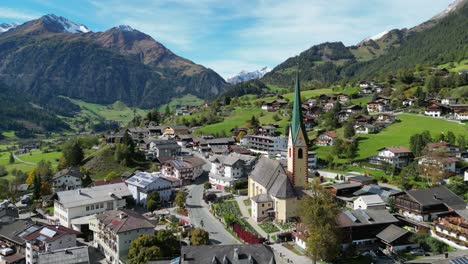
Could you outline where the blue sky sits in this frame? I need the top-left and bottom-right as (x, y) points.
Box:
(0, 0), (455, 78)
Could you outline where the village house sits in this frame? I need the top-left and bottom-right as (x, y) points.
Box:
(208, 153), (257, 190)
(367, 100), (391, 113)
(426, 141), (463, 158)
(23, 225), (80, 264)
(418, 155), (458, 178)
(355, 124), (378, 134)
(338, 94), (351, 102)
(248, 77), (309, 223)
(360, 87), (373, 95)
(256, 125), (278, 136)
(370, 146), (413, 168)
(147, 140), (181, 159)
(37, 246), (90, 264)
(0, 200), (19, 224)
(393, 186), (466, 222)
(52, 167), (83, 192)
(240, 135), (287, 157)
(454, 108), (468, 121)
(261, 98), (288, 112)
(337, 209), (399, 249)
(433, 209), (468, 248)
(354, 115), (375, 126)
(179, 244), (276, 264)
(164, 125), (189, 136)
(441, 97), (458, 105)
(54, 183), (131, 230)
(90, 209), (155, 264)
(336, 111), (351, 122)
(125, 172), (173, 205)
(127, 127), (149, 142)
(402, 97), (416, 107)
(425, 103), (443, 117)
(104, 130), (127, 144)
(359, 81), (375, 88)
(353, 195), (386, 210)
(0, 220), (42, 262)
(147, 125), (165, 137)
(315, 131), (337, 146)
(346, 105), (363, 114)
(375, 113), (396, 124)
(353, 184), (403, 202)
(376, 224), (419, 254)
(162, 157), (206, 183)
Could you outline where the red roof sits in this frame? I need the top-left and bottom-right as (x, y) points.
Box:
(427, 142), (449, 148)
(386, 146), (412, 154)
(23, 225), (80, 243)
(93, 178), (125, 186)
(324, 131), (337, 138)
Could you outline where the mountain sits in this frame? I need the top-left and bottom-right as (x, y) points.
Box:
(0, 22), (19, 33)
(0, 14), (228, 108)
(263, 0), (468, 86)
(227, 67), (271, 84)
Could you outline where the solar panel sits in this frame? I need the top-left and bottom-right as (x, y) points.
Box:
(140, 180), (151, 187)
(40, 227), (57, 238)
(344, 211), (359, 223)
(451, 257), (468, 264)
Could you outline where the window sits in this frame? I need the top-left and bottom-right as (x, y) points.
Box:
(288, 148), (291, 158)
(86, 206), (89, 211)
(298, 149), (303, 159)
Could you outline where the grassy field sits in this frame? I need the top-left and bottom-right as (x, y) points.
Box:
(65, 98), (148, 123)
(0, 150), (62, 182)
(158, 94), (205, 112)
(315, 114), (467, 162)
(437, 59), (468, 72)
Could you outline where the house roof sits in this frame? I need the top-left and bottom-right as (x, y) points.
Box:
(37, 246), (90, 264)
(22, 225), (80, 243)
(376, 224), (410, 244)
(455, 209), (468, 220)
(0, 203), (19, 219)
(96, 209), (155, 234)
(348, 176), (376, 183)
(92, 178), (125, 186)
(405, 186), (466, 209)
(0, 220), (37, 245)
(56, 183), (131, 208)
(427, 142), (451, 148)
(329, 183), (362, 190)
(323, 131), (337, 138)
(251, 194), (273, 203)
(356, 195), (385, 206)
(185, 157), (206, 168)
(353, 184), (403, 200)
(384, 146), (412, 154)
(337, 209), (398, 228)
(250, 157), (296, 199)
(53, 167), (83, 180)
(151, 140), (180, 149)
(180, 244), (276, 264)
(126, 172), (171, 189)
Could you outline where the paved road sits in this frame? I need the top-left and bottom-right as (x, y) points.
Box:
(186, 176), (239, 245)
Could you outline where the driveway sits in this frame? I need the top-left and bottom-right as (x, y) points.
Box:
(185, 153), (239, 245)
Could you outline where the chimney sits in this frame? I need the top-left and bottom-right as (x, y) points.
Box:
(233, 248), (239, 261)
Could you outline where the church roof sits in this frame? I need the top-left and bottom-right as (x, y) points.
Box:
(290, 75), (308, 144)
(250, 157), (296, 199)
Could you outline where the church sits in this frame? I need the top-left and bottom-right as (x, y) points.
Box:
(248, 76), (309, 223)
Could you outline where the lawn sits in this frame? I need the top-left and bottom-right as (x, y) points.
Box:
(437, 59), (468, 72)
(314, 114), (467, 162)
(158, 94), (205, 111)
(259, 221), (280, 233)
(213, 199), (260, 236)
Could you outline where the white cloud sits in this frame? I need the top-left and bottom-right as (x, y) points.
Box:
(0, 7), (38, 20)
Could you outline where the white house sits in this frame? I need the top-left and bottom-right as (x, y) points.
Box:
(90, 209), (155, 264)
(125, 172), (173, 205)
(208, 153), (257, 190)
(425, 104), (442, 117)
(418, 155), (458, 175)
(23, 225), (80, 264)
(441, 98), (457, 105)
(240, 135), (287, 157)
(52, 167), (83, 192)
(353, 195), (386, 210)
(355, 125), (377, 134)
(161, 157), (206, 183)
(454, 109), (468, 121)
(371, 147), (413, 168)
(54, 183), (131, 229)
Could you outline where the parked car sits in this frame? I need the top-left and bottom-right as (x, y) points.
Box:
(21, 195), (31, 204)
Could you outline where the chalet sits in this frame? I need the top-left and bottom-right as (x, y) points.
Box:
(305, 105), (322, 118)
(346, 105), (363, 114)
(337, 209), (399, 249)
(126, 172), (173, 204)
(433, 209), (468, 248)
(229, 145), (252, 155)
(162, 157), (206, 183)
(376, 225), (419, 254)
(454, 108), (468, 121)
(147, 125), (165, 136)
(323, 101), (337, 112)
(338, 94), (351, 102)
(427, 141), (463, 157)
(256, 125), (277, 136)
(418, 155), (458, 177)
(164, 125), (190, 135)
(367, 101), (390, 113)
(174, 134), (194, 147)
(371, 146), (413, 168)
(261, 99), (288, 112)
(360, 87), (373, 95)
(315, 131), (337, 146)
(441, 97), (458, 105)
(431, 67), (450, 77)
(336, 111), (351, 122)
(104, 131), (127, 144)
(304, 98), (317, 106)
(327, 183), (362, 207)
(353, 195), (386, 210)
(359, 81), (374, 88)
(353, 184), (403, 202)
(318, 94), (331, 102)
(52, 167), (83, 192)
(425, 103), (443, 117)
(355, 124), (377, 134)
(127, 127), (149, 142)
(354, 115), (374, 126)
(148, 140), (181, 159)
(393, 186), (466, 222)
(376, 113), (396, 124)
(402, 98), (416, 107)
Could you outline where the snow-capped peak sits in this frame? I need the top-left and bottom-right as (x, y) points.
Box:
(0, 22), (19, 33)
(44, 14), (91, 33)
(226, 66), (272, 84)
(118, 25), (135, 32)
(357, 30), (389, 45)
(431, 0), (466, 20)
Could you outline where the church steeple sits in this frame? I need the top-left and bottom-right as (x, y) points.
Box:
(287, 74), (308, 188)
(290, 74), (307, 144)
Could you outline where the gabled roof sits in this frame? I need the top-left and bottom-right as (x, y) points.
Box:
(23, 225), (80, 243)
(53, 167), (83, 180)
(96, 209), (155, 234)
(405, 186), (466, 209)
(56, 183), (131, 208)
(37, 246), (90, 264)
(180, 244), (276, 264)
(0, 220), (37, 245)
(356, 195), (385, 206)
(337, 209), (398, 228)
(251, 194), (273, 203)
(380, 146), (412, 154)
(250, 157), (296, 199)
(376, 224), (410, 244)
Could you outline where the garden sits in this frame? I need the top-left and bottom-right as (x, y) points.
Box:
(213, 199), (260, 236)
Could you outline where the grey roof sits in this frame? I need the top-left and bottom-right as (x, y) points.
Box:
(348, 176), (376, 183)
(376, 224), (409, 244)
(250, 157), (296, 199)
(0, 220), (36, 245)
(126, 172), (171, 189)
(37, 246), (90, 264)
(251, 194), (273, 203)
(210, 153), (256, 167)
(180, 244), (276, 264)
(330, 183), (362, 190)
(455, 209), (468, 220)
(56, 183), (131, 208)
(337, 209), (399, 228)
(53, 167), (83, 180)
(210, 145), (229, 154)
(353, 184), (403, 200)
(356, 195), (385, 206)
(151, 140), (181, 149)
(406, 186), (466, 209)
(0, 204), (19, 219)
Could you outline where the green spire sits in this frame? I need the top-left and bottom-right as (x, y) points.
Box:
(290, 74), (306, 144)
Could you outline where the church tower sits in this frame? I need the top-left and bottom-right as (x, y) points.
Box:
(287, 75), (308, 188)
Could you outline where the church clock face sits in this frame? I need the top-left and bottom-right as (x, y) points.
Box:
(297, 139), (302, 146)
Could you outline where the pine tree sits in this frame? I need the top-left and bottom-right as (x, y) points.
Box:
(9, 152), (14, 164)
